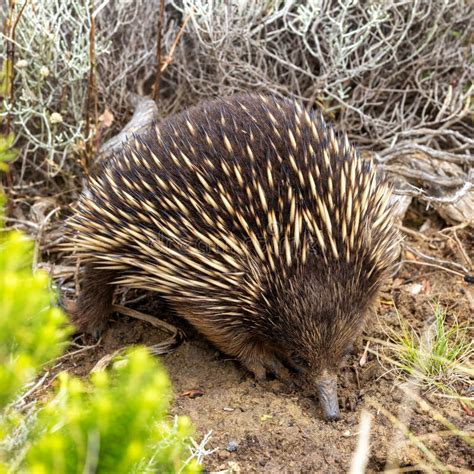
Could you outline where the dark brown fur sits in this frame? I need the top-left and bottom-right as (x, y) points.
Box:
(65, 266), (115, 338)
(64, 94), (398, 420)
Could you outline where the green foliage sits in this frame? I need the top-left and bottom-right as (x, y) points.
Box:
(0, 134), (17, 171)
(386, 303), (473, 392)
(0, 61), (8, 98)
(1, 60), (18, 172)
(0, 213), (201, 472)
(26, 349), (200, 474)
(0, 231), (70, 409)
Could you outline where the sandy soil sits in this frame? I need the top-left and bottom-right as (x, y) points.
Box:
(54, 227), (473, 473)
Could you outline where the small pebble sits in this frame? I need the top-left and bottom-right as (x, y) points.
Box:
(343, 430), (351, 437)
(223, 407), (234, 412)
(227, 440), (238, 452)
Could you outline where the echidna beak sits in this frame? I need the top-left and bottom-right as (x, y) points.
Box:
(316, 372), (340, 421)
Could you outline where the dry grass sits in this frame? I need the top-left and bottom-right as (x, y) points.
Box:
(359, 300), (474, 472)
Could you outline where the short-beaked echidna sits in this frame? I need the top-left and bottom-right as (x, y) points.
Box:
(64, 94), (398, 421)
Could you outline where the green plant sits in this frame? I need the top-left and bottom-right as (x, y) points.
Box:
(382, 303), (473, 393)
(0, 133), (17, 171)
(0, 231), (70, 409)
(25, 349), (199, 474)
(0, 214), (201, 472)
(1, 60), (18, 173)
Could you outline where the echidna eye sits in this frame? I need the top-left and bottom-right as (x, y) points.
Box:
(291, 354), (308, 367)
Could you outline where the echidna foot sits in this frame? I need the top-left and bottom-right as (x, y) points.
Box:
(266, 356), (293, 386)
(242, 352), (293, 386)
(61, 298), (107, 340)
(243, 359), (267, 382)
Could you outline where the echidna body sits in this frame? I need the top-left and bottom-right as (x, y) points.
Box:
(65, 94), (398, 420)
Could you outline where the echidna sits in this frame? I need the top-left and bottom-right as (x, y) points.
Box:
(64, 94), (398, 421)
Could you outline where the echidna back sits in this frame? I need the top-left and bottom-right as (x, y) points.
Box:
(66, 94), (397, 364)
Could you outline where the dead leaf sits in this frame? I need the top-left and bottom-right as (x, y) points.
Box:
(179, 389), (205, 399)
(460, 400), (474, 416)
(405, 251), (416, 261)
(393, 277), (405, 288)
(98, 107), (114, 128)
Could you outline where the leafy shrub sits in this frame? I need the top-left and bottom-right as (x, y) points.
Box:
(0, 133), (16, 171)
(26, 349), (199, 473)
(0, 230), (70, 410)
(0, 218), (200, 472)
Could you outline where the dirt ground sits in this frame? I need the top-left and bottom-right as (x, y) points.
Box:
(49, 224), (473, 473)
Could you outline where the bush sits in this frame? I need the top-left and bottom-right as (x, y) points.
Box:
(1, 0), (471, 212)
(0, 231), (70, 409)
(0, 219), (200, 472)
(26, 349), (198, 473)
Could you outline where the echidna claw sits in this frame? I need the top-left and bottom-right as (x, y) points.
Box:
(266, 358), (293, 386)
(243, 353), (295, 386)
(243, 360), (267, 382)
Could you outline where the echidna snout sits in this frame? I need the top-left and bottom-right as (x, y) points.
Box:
(276, 272), (370, 421)
(316, 371), (340, 421)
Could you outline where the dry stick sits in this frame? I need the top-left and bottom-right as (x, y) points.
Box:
(153, 7), (190, 101)
(83, 0), (98, 175)
(112, 304), (178, 335)
(51, 339), (102, 365)
(376, 400), (473, 473)
(416, 430), (474, 442)
(95, 14), (190, 164)
(369, 399), (448, 472)
(13, 372), (49, 409)
(160, 14), (192, 74)
(2, 0), (28, 209)
(112, 304), (185, 355)
(91, 305), (184, 373)
(4, 0), (29, 134)
(399, 385), (474, 448)
(439, 222), (472, 234)
(403, 242), (469, 274)
(96, 94), (158, 162)
(349, 410), (373, 474)
(152, 0), (165, 101)
(397, 224), (430, 241)
(400, 259), (466, 278)
(451, 231), (472, 268)
(383, 466), (433, 473)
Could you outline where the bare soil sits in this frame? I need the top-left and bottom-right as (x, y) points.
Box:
(52, 226), (474, 473)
